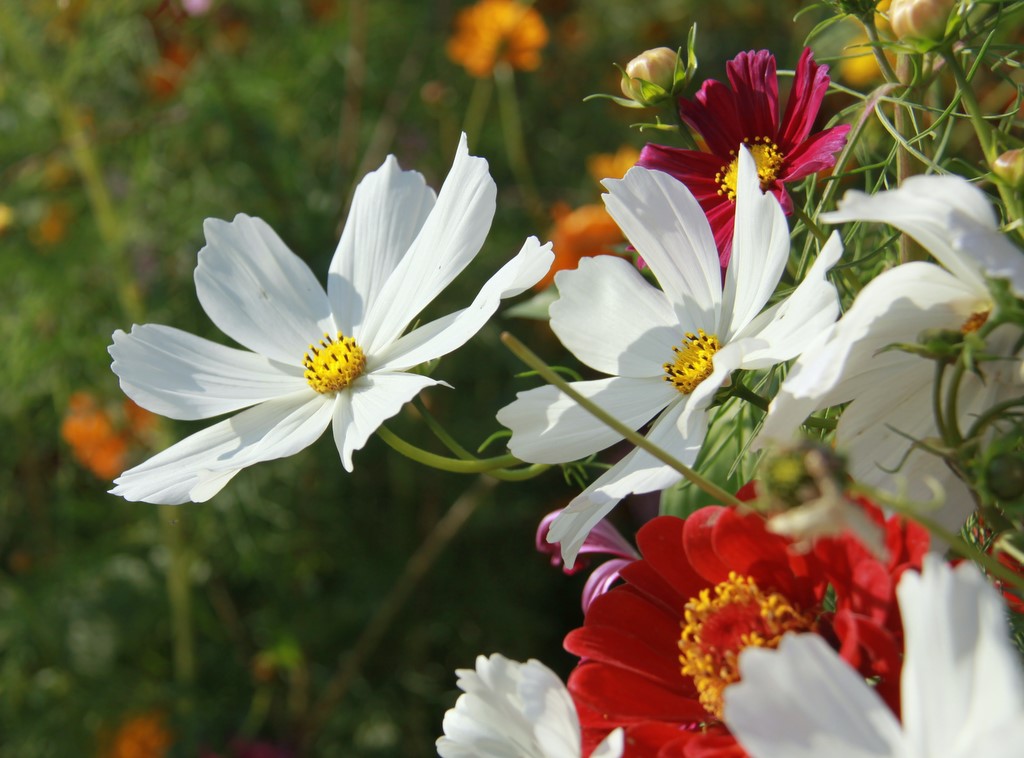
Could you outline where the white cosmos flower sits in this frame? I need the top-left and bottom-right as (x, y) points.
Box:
(723, 555), (1024, 758)
(496, 147), (842, 567)
(437, 653), (624, 758)
(109, 134), (553, 504)
(760, 175), (1024, 529)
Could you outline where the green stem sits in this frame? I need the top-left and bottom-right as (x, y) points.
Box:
(159, 507), (195, 687)
(730, 382), (769, 412)
(493, 62), (546, 226)
(376, 425), (523, 473)
(931, 361), (951, 444)
(501, 332), (744, 508)
(792, 206), (829, 246)
(857, 485), (1024, 594)
(943, 361), (966, 446)
(942, 49), (1023, 228)
(462, 75), (494, 153)
(861, 16), (900, 84)
(413, 398), (475, 460)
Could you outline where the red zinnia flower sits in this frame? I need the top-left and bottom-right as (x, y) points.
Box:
(564, 503), (928, 757)
(639, 48), (850, 268)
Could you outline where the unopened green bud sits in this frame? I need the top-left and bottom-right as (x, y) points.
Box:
(619, 47), (687, 107)
(760, 441), (848, 510)
(987, 454), (1024, 503)
(890, 0), (956, 43)
(992, 149), (1024, 190)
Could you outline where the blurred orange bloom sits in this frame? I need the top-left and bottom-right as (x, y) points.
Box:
(31, 203), (71, 247)
(446, 0), (549, 78)
(101, 711), (172, 758)
(587, 146), (640, 185)
(535, 203), (625, 290)
(61, 393), (155, 481)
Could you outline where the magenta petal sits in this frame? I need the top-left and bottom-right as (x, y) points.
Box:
(778, 48), (833, 149)
(581, 558), (634, 613)
(679, 80), (745, 157)
(637, 145), (725, 199)
(725, 50), (779, 140)
(781, 124), (851, 181)
(537, 509), (638, 576)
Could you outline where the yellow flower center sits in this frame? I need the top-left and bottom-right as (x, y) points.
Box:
(715, 136), (786, 201)
(961, 309), (991, 334)
(679, 572), (817, 720)
(303, 332), (366, 394)
(664, 330), (720, 394)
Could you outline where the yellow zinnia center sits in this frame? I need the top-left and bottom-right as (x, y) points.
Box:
(715, 136), (786, 201)
(664, 330), (720, 395)
(679, 572), (817, 720)
(303, 332), (366, 394)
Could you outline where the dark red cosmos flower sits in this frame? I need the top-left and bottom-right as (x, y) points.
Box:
(639, 48), (850, 268)
(564, 503), (928, 757)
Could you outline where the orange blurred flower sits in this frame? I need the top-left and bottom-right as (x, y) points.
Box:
(61, 393), (156, 481)
(586, 146), (640, 185)
(535, 203), (625, 290)
(100, 711), (172, 758)
(446, 0), (549, 78)
(144, 41), (196, 99)
(31, 203), (72, 247)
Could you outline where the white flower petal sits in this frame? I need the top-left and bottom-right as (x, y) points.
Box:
(110, 324), (307, 420)
(331, 371), (440, 471)
(821, 175), (1023, 295)
(549, 255), (682, 377)
(496, 376), (677, 464)
(372, 236), (553, 371)
(734, 231), (842, 368)
(328, 156), (436, 335)
(724, 557), (1024, 758)
(110, 392), (333, 504)
(899, 556), (1024, 757)
(195, 214), (333, 364)
(359, 133), (497, 354)
(602, 167), (722, 333)
(548, 399), (707, 567)
(725, 635), (904, 758)
(719, 146), (793, 339)
(436, 654), (604, 758)
(760, 262), (977, 444)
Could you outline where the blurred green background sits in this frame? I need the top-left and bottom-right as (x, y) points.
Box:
(0, 1), (853, 754)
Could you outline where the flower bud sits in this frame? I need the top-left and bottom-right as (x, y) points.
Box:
(619, 47), (684, 107)
(889, 0), (956, 43)
(992, 149), (1024, 190)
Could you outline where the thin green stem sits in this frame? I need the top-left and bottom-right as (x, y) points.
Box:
(730, 382), (769, 412)
(943, 361), (966, 446)
(857, 485), (1024, 594)
(861, 16), (900, 84)
(159, 507), (195, 687)
(493, 62), (546, 226)
(377, 426), (523, 474)
(462, 75), (494, 153)
(941, 50), (996, 161)
(931, 361), (951, 444)
(413, 398), (475, 460)
(792, 206), (830, 246)
(501, 332), (744, 508)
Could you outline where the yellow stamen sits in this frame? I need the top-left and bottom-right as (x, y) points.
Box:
(679, 572), (817, 720)
(714, 136), (786, 201)
(303, 332), (366, 394)
(664, 330), (720, 395)
(961, 309), (991, 334)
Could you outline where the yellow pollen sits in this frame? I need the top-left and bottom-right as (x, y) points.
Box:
(303, 332), (366, 394)
(961, 309), (991, 334)
(714, 136), (786, 201)
(679, 572), (817, 720)
(664, 329), (720, 394)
